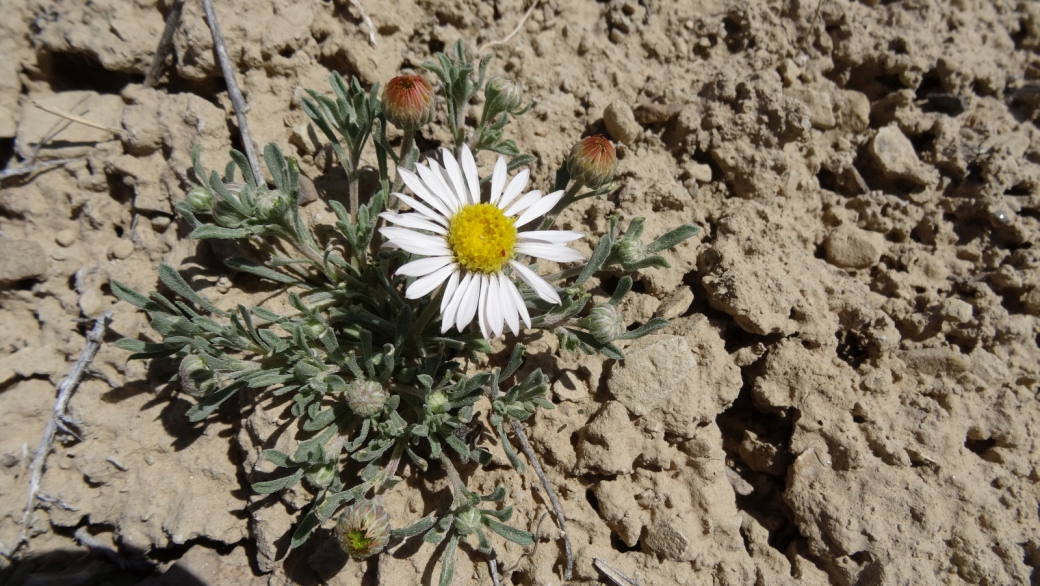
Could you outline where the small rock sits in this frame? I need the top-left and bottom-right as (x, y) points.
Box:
(1024, 287), (1040, 315)
(903, 348), (970, 376)
(55, 229), (78, 247)
(150, 215), (172, 230)
(837, 90), (870, 131)
(686, 162), (713, 183)
(0, 239), (47, 284)
(552, 370), (587, 403)
(609, 28), (627, 44)
(825, 225), (885, 269)
(643, 515), (691, 561)
(604, 99), (642, 145)
(654, 286), (694, 320)
(725, 468), (753, 496)
(109, 239), (135, 260)
(1, 453), (18, 468)
(940, 299), (973, 323)
(298, 174), (319, 205)
(869, 125), (938, 187)
(608, 335), (697, 417)
(79, 289), (106, 318)
(788, 87), (836, 129)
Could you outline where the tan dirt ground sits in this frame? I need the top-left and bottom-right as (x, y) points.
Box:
(2, 0), (1040, 584)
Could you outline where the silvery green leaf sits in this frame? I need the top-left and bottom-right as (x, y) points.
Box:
(644, 224), (701, 254)
(263, 449), (293, 468)
(289, 510), (320, 549)
(406, 447), (428, 471)
(475, 527), (492, 554)
(110, 280), (165, 314)
(244, 370), (294, 389)
(444, 435), (470, 459)
(484, 518), (534, 546)
(303, 401), (350, 432)
(158, 263), (228, 316)
(251, 467), (304, 494)
(617, 317), (669, 341)
(480, 505), (513, 522)
(186, 381), (244, 422)
(481, 486), (506, 502)
(424, 528), (447, 544)
(390, 515), (436, 539)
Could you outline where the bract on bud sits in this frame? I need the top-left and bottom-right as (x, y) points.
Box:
(383, 75), (435, 130)
(346, 380), (388, 418)
(255, 191), (288, 221)
(305, 462), (336, 489)
(453, 507), (482, 536)
(616, 238), (644, 266)
(588, 304), (625, 344)
(186, 186), (214, 213)
(485, 77), (526, 115)
(179, 354), (215, 398)
(426, 390), (450, 414)
(335, 500), (391, 559)
(566, 135), (617, 189)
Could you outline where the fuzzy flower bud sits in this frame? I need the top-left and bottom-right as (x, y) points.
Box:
(346, 380), (388, 418)
(255, 191), (288, 221)
(566, 135), (617, 190)
(383, 75), (435, 130)
(485, 77), (526, 115)
(454, 507), (482, 536)
(186, 186), (214, 213)
(426, 390), (450, 414)
(588, 304), (625, 344)
(616, 238), (645, 266)
(179, 354), (215, 398)
(305, 462), (336, 489)
(335, 500), (391, 559)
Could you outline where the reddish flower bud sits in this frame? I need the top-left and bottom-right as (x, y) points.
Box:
(335, 500), (391, 559)
(382, 75), (435, 130)
(565, 135), (617, 189)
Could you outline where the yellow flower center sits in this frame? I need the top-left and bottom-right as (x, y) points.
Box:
(447, 203), (517, 274)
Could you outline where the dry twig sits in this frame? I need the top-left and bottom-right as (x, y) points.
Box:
(0, 158), (83, 182)
(14, 311), (113, 556)
(510, 420), (574, 580)
(201, 0), (264, 186)
(28, 99), (124, 137)
(145, 0), (185, 87)
(479, 1), (539, 53)
(593, 557), (640, 586)
(348, 0), (377, 47)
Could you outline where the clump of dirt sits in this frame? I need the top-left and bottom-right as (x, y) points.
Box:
(3, 0), (1040, 584)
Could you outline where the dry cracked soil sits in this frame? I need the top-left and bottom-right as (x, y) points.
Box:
(2, 0), (1040, 585)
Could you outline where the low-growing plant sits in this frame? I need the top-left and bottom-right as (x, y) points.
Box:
(113, 39), (698, 584)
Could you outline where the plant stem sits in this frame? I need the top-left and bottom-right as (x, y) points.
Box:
(391, 127), (416, 196)
(539, 180), (585, 230)
(440, 454), (469, 508)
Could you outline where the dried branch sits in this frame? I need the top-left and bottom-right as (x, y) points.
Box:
(201, 0), (264, 187)
(593, 557), (640, 586)
(348, 0), (376, 46)
(0, 158), (83, 182)
(510, 420), (573, 580)
(28, 99), (124, 137)
(145, 0), (185, 87)
(479, 1), (539, 53)
(14, 311), (113, 556)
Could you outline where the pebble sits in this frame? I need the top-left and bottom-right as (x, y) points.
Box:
(604, 99), (642, 145)
(940, 299), (973, 323)
(686, 162), (713, 183)
(79, 289), (106, 318)
(150, 215), (172, 230)
(56, 229), (78, 247)
(0, 239), (47, 284)
(869, 125), (937, 187)
(109, 239), (135, 260)
(825, 225), (885, 269)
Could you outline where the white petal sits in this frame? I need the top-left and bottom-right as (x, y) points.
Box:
(440, 149), (472, 207)
(503, 190), (542, 218)
(489, 156), (508, 206)
(498, 273), (520, 336)
(379, 212), (447, 234)
(397, 256), (454, 277)
(407, 164), (456, 218)
(503, 277), (531, 329)
(514, 190), (566, 228)
(477, 275), (490, 339)
(510, 260), (561, 305)
(442, 273), (473, 333)
(392, 192), (449, 227)
(380, 227), (451, 256)
(515, 242), (586, 263)
(460, 145), (481, 206)
(497, 168), (530, 210)
(405, 264), (455, 299)
(517, 230), (584, 244)
(441, 270), (460, 313)
(455, 273), (481, 333)
(487, 275), (504, 338)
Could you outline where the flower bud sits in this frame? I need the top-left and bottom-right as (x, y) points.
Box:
(302, 318), (325, 338)
(383, 75), (435, 130)
(453, 507), (482, 536)
(616, 238), (644, 266)
(305, 462), (336, 489)
(588, 304), (625, 344)
(255, 191), (288, 221)
(179, 354), (215, 398)
(485, 77), (526, 115)
(426, 390), (450, 414)
(335, 500), (391, 559)
(566, 135), (617, 190)
(186, 186), (214, 213)
(346, 380), (388, 418)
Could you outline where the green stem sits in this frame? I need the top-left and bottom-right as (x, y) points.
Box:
(439, 454), (469, 508)
(391, 127), (417, 198)
(539, 180), (585, 230)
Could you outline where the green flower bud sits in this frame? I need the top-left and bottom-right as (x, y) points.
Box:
(346, 380), (388, 418)
(179, 354), (215, 398)
(426, 390), (450, 414)
(186, 186), (214, 213)
(305, 462), (336, 489)
(566, 135), (617, 190)
(485, 77), (526, 115)
(588, 304), (625, 344)
(335, 500), (391, 559)
(255, 191), (288, 221)
(616, 238), (645, 266)
(454, 507), (482, 536)
(302, 318), (325, 338)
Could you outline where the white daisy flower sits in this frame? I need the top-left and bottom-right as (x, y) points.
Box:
(379, 144), (585, 339)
